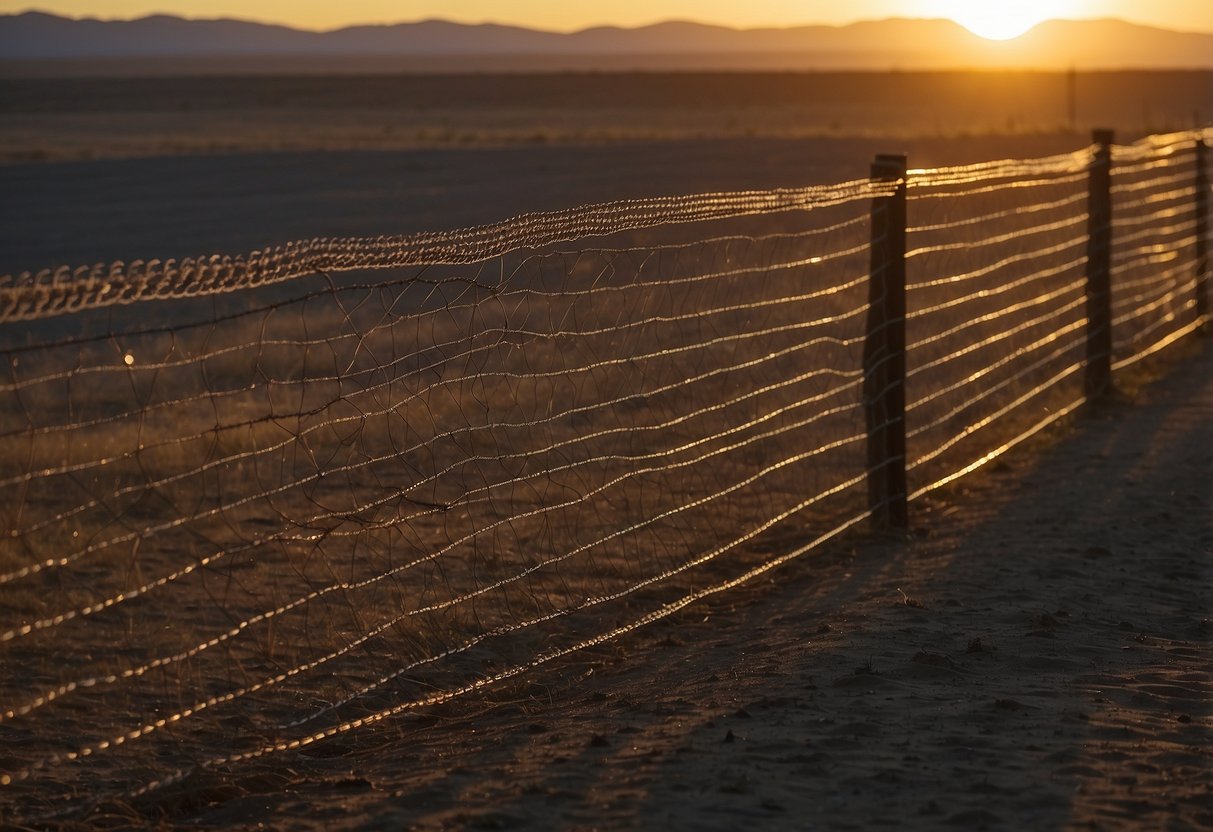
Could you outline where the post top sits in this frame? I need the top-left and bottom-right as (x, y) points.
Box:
(872, 153), (908, 179)
(1092, 128), (1115, 146)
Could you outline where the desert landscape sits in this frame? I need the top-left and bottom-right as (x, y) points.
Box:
(164, 339), (1212, 831)
(1, 71), (1209, 276)
(0, 7), (1211, 828)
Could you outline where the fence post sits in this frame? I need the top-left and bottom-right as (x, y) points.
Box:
(864, 154), (908, 530)
(1084, 129), (1114, 400)
(1196, 136), (1209, 327)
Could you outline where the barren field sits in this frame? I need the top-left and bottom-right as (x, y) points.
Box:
(0, 134), (1088, 276)
(2, 71), (1208, 277)
(232, 339), (1208, 832)
(2, 71), (1210, 164)
(178, 339), (1210, 832)
(0, 71), (1209, 830)
(2, 71), (1208, 275)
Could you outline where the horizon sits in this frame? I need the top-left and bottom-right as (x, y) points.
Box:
(7, 7), (1213, 72)
(6, 3), (1213, 37)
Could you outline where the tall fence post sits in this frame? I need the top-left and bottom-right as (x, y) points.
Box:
(864, 154), (908, 530)
(1084, 128), (1114, 400)
(1196, 136), (1209, 327)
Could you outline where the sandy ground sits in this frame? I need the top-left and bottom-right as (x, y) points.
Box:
(136, 333), (1212, 831)
(4, 70), (1209, 277)
(0, 134), (1100, 277)
(2, 80), (1208, 827)
(0, 133), (1125, 280)
(2, 72), (1207, 168)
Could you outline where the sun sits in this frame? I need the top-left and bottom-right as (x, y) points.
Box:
(932, 0), (1061, 40)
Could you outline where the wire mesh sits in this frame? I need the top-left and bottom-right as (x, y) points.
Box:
(903, 151), (1091, 497)
(0, 184), (881, 818)
(0, 128), (1209, 823)
(905, 128), (1210, 499)
(1110, 134), (1205, 366)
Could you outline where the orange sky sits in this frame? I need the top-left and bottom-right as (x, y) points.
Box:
(5, 0), (1213, 34)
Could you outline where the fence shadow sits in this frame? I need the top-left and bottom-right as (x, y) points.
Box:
(238, 338), (1210, 832)
(0, 128), (1209, 824)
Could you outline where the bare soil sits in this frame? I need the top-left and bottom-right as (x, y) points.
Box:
(2, 70), (1210, 275)
(1, 72), (1209, 829)
(116, 336), (1212, 832)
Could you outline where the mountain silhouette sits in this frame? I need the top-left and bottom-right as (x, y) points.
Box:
(2, 12), (1211, 69)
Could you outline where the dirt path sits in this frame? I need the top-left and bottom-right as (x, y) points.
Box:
(180, 340), (1212, 831)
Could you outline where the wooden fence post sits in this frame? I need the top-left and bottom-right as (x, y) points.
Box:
(1084, 128), (1114, 399)
(1195, 136), (1209, 327)
(864, 154), (908, 530)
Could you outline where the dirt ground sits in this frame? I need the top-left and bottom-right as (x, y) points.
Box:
(2, 72), (1208, 166)
(0, 134), (1092, 276)
(124, 334), (1211, 831)
(2, 74), (1209, 829)
(3, 70), (1210, 276)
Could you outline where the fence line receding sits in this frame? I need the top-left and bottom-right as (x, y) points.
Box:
(0, 127), (1209, 823)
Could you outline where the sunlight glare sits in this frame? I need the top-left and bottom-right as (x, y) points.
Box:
(936, 0), (1064, 40)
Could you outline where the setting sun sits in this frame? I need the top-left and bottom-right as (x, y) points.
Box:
(933, 0), (1065, 40)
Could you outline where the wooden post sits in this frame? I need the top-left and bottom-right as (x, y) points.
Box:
(1084, 129), (1114, 400)
(864, 154), (908, 530)
(1196, 136), (1209, 326)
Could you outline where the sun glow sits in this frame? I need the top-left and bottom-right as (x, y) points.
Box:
(935, 0), (1063, 40)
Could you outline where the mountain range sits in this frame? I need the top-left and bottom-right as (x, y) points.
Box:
(2, 11), (1213, 70)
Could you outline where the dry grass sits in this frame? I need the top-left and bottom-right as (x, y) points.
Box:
(0, 126), (1205, 824)
(0, 71), (1208, 163)
(0, 207), (876, 819)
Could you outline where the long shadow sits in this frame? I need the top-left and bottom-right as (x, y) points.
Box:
(172, 341), (1211, 830)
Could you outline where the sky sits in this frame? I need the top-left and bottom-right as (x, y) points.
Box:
(5, 0), (1213, 35)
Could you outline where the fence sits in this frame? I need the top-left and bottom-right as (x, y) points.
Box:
(0, 127), (1209, 822)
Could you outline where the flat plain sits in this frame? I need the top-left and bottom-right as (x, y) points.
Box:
(1, 70), (1210, 273)
(0, 70), (1209, 830)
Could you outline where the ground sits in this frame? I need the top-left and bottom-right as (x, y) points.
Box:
(2, 73), (1209, 828)
(154, 336), (1212, 831)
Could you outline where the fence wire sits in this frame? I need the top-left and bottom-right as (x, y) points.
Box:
(1110, 137), (1203, 368)
(0, 183), (885, 819)
(903, 148), (1092, 497)
(0, 128), (1209, 823)
(906, 128), (1210, 498)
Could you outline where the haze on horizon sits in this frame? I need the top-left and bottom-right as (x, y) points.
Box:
(5, 0), (1213, 35)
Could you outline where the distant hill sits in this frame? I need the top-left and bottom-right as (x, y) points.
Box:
(2, 12), (1212, 71)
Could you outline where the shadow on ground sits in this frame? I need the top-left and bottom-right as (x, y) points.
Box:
(160, 340), (1212, 831)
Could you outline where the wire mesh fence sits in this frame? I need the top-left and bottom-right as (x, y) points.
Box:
(904, 148), (1095, 497)
(0, 127), (1209, 822)
(1109, 134), (1206, 368)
